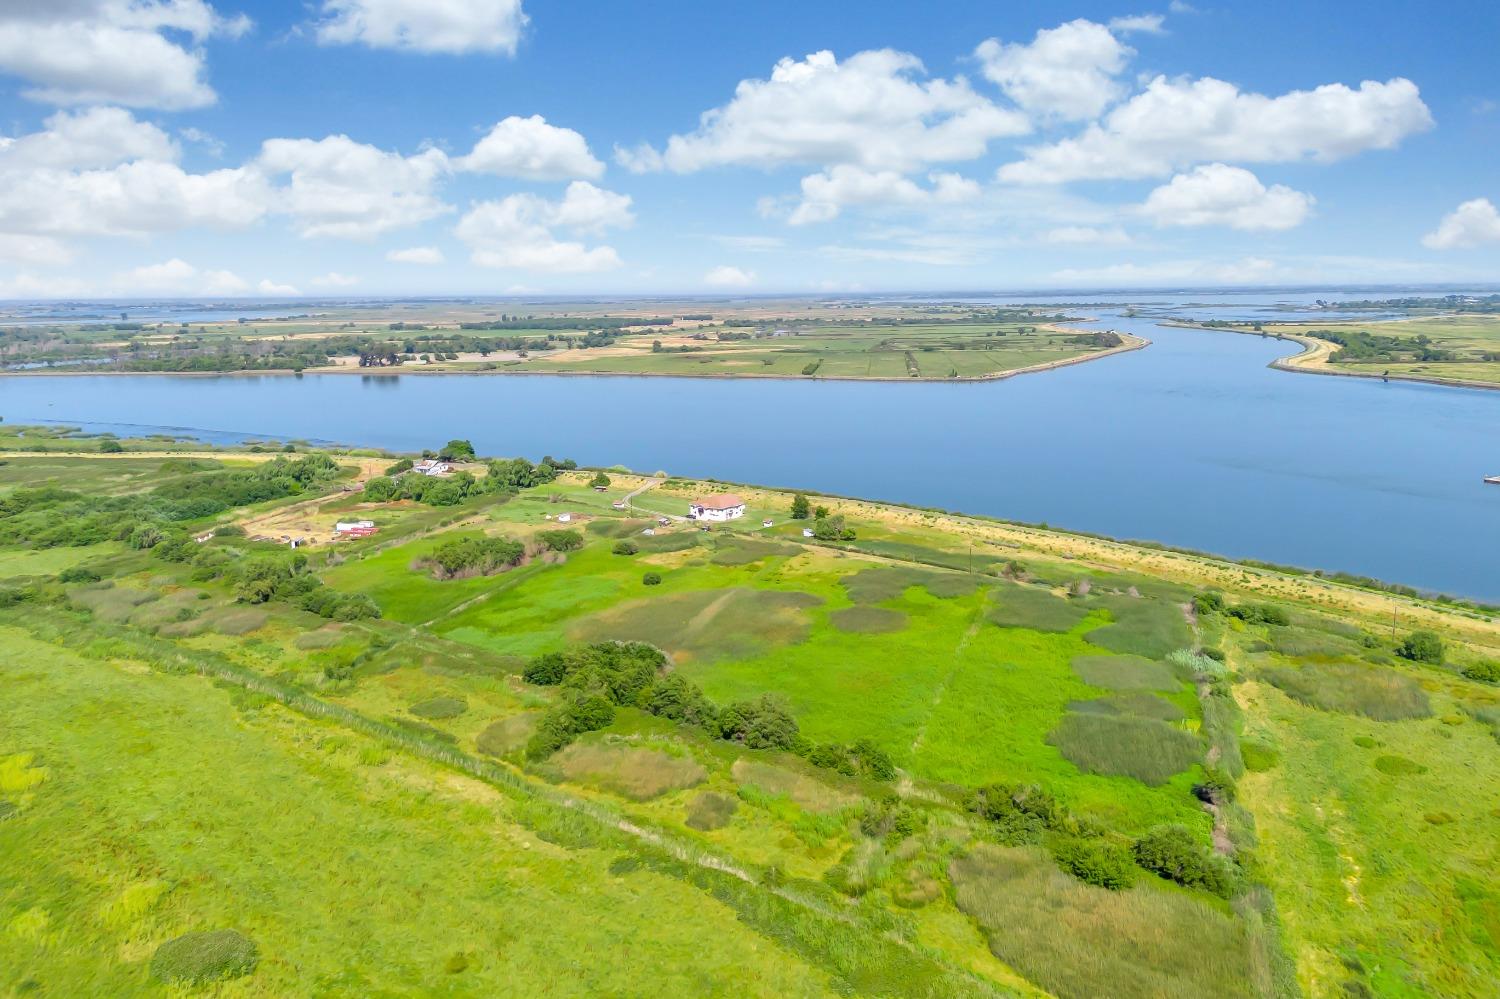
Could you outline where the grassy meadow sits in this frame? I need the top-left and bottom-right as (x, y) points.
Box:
(1, 438), (1496, 996)
(1241, 314), (1500, 388)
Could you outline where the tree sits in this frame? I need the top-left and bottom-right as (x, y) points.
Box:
(790, 493), (811, 520)
(1397, 630), (1444, 664)
(589, 471), (611, 489)
(439, 439), (475, 461)
(98, 439), (124, 453)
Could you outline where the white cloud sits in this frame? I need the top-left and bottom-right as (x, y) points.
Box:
(386, 245), (444, 264)
(1140, 164), (1313, 230)
(310, 271), (360, 287)
(1000, 76), (1432, 183)
(714, 235), (784, 252)
(0, 1), (250, 110)
(622, 49), (1028, 174)
(458, 115), (603, 180)
(785, 166), (979, 225)
(179, 126), (225, 157)
(255, 136), (451, 238)
(116, 257), (249, 295)
(1108, 14), (1166, 35)
(0, 272), (91, 299)
(0, 106), (177, 169)
(703, 265), (755, 287)
(257, 279), (300, 295)
(456, 181), (631, 272)
(1041, 225), (1131, 246)
(316, 0), (526, 55)
(1421, 198), (1500, 250)
(1051, 256), (1280, 285)
(0, 234), (75, 266)
(976, 19), (1132, 122)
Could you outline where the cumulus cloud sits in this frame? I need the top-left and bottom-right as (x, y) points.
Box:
(310, 271), (359, 287)
(1040, 225), (1131, 246)
(0, 271), (91, 299)
(255, 136), (451, 238)
(1108, 14), (1166, 34)
(0, 0), (250, 110)
(1421, 198), (1500, 250)
(783, 166), (979, 225)
(257, 279), (300, 295)
(1051, 256), (1280, 285)
(1140, 164), (1313, 230)
(976, 19), (1132, 122)
(316, 0), (527, 55)
(703, 265), (755, 287)
(386, 245), (444, 264)
(999, 76), (1432, 183)
(458, 115), (603, 180)
(116, 257), (249, 295)
(621, 49), (1028, 175)
(456, 181), (631, 272)
(0, 106), (177, 169)
(0, 234), (75, 267)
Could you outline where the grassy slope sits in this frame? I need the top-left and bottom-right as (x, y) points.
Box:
(0, 628), (840, 997)
(5, 453), (1499, 997)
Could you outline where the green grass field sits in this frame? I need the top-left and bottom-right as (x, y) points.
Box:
(1248, 314), (1500, 387)
(1, 449), (1496, 996)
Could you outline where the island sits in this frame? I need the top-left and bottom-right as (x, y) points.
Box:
(0, 299), (1142, 381)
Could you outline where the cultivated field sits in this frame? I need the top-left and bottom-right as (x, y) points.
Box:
(1, 435), (1496, 997)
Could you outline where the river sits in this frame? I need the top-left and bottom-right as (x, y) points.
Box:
(2, 301), (1498, 600)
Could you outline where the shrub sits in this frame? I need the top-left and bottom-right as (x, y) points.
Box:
(538, 529), (583, 552)
(384, 457), (414, 475)
(409, 696), (467, 720)
(718, 694), (799, 749)
(423, 536), (524, 578)
(969, 783), (1065, 844)
(1192, 591), (1225, 615)
(526, 692), (616, 760)
(588, 471), (611, 488)
(1133, 825), (1236, 897)
(642, 571), (662, 586)
(612, 540), (639, 556)
(58, 565), (102, 584)
(150, 930), (259, 985)
(1396, 630), (1443, 664)
(1462, 661), (1500, 684)
(1051, 838), (1137, 890)
(1192, 766), (1236, 805)
(1227, 602), (1290, 626)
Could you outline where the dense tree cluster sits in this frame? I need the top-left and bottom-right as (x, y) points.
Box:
(151, 539), (379, 621)
(420, 536), (525, 579)
(362, 454), (562, 507)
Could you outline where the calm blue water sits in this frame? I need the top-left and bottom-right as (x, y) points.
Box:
(3, 310), (1499, 600)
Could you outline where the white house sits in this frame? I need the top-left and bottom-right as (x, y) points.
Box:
(556, 512), (574, 523)
(688, 494), (746, 522)
(413, 459), (451, 476)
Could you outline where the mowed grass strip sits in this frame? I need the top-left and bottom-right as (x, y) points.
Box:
(1083, 599), (1193, 659)
(1047, 713), (1202, 785)
(1071, 654), (1179, 692)
(950, 845), (1260, 999)
(1261, 662), (1431, 720)
(549, 742), (707, 801)
(988, 584), (1090, 633)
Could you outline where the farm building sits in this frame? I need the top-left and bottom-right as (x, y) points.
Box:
(335, 519), (377, 538)
(556, 512), (574, 523)
(413, 459), (451, 476)
(688, 494), (746, 522)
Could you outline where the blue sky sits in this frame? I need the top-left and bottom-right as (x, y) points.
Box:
(0, 0), (1496, 298)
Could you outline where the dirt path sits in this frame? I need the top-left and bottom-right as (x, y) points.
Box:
(1181, 600), (1235, 855)
(909, 600), (988, 757)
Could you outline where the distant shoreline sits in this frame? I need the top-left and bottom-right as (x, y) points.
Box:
(1161, 320), (1500, 393)
(0, 332), (1149, 384)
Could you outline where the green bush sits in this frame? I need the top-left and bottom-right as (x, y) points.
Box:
(150, 929), (258, 985)
(538, 529), (583, 552)
(1227, 602), (1290, 626)
(1396, 630), (1443, 664)
(1051, 838), (1137, 890)
(642, 571), (662, 586)
(58, 565), (102, 584)
(1461, 661), (1500, 684)
(969, 783), (1065, 844)
(423, 536), (524, 578)
(1133, 825), (1236, 898)
(612, 540), (639, 556)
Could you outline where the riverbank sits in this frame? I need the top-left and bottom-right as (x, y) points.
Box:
(1163, 320), (1500, 393)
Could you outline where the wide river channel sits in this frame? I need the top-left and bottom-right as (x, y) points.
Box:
(3, 303), (1499, 601)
